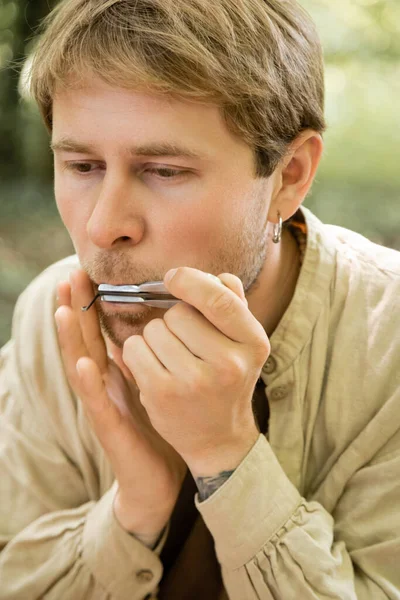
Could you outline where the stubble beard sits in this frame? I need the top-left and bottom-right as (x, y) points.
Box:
(90, 190), (270, 349)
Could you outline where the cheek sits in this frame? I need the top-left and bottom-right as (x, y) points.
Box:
(54, 178), (90, 244)
(155, 210), (209, 258)
(152, 207), (209, 268)
(153, 196), (237, 265)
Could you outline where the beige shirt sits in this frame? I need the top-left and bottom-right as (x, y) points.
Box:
(1, 206), (399, 599)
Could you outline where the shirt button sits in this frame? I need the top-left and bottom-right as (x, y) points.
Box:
(270, 385), (289, 401)
(136, 570), (154, 584)
(262, 355), (277, 375)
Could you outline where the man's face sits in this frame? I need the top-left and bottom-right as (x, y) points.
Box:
(52, 76), (275, 348)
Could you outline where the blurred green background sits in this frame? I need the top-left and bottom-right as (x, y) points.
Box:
(0, 0), (399, 346)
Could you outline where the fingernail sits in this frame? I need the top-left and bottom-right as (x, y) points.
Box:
(164, 268), (178, 285)
(69, 272), (74, 289)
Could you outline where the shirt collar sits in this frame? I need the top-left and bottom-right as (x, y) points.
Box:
(266, 206), (337, 375)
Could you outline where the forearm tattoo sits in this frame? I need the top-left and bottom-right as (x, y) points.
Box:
(195, 470), (235, 501)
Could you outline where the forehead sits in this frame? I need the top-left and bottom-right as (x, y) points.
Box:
(51, 76), (252, 160)
(53, 77), (207, 117)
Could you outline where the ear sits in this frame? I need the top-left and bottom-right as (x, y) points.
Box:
(268, 130), (324, 223)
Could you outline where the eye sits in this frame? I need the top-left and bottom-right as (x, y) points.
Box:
(145, 167), (185, 180)
(63, 163), (187, 180)
(66, 162), (98, 174)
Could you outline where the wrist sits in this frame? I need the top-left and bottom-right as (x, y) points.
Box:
(113, 490), (169, 545)
(129, 525), (167, 550)
(185, 428), (260, 478)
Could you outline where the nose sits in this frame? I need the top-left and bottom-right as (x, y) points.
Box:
(86, 171), (145, 249)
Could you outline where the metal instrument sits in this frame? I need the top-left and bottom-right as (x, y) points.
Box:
(81, 282), (180, 311)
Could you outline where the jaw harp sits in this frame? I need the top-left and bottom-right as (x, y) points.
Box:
(81, 282), (181, 311)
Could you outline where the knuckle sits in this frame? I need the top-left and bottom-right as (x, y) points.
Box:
(187, 367), (209, 394)
(219, 273), (242, 288)
(207, 289), (236, 317)
(218, 355), (244, 386)
(255, 336), (271, 361)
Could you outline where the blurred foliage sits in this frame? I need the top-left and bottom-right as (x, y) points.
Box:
(0, 0), (399, 345)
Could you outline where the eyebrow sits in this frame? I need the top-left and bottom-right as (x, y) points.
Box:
(50, 137), (206, 160)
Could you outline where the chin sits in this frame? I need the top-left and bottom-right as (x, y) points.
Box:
(98, 304), (161, 348)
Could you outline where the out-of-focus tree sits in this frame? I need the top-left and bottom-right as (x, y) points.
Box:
(0, 1), (68, 346)
(306, 0), (400, 63)
(300, 0), (400, 245)
(0, 0), (399, 345)
(1, 0), (399, 184)
(0, 0), (56, 182)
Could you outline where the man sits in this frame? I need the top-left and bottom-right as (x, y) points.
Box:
(0, 0), (399, 598)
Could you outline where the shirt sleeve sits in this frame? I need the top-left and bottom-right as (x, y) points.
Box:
(196, 433), (400, 600)
(0, 267), (168, 600)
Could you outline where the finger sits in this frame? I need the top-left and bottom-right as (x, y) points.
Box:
(70, 269), (108, 374)
(140, 317), (204, 376)
(164, 267), (266, 346)
(108, 343), (138, 384)
(217, 273), (248, 307)
(161, 274), (249, 367)
(56, 281), (72, 308)
(76, 358), (178, 497)
(75, 356), (141, 463)
(55, 305), (90, 391)
(163, 302), (233, 366)
(122, 334), (169, 392)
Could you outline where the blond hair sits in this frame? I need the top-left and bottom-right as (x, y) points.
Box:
(29, 0), (326, 177)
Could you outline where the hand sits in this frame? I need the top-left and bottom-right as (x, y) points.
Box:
(121, 268), (271, 474)
(54, 269), (187, 543)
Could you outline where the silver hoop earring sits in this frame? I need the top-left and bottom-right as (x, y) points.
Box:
(272, 212), (283, 244)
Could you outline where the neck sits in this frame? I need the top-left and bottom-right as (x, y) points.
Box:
(247, 226), (301, 338)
